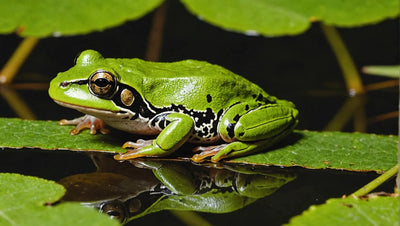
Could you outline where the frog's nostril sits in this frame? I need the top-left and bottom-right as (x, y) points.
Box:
(59, 81), (69, 88)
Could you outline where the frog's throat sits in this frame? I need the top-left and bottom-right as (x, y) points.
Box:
(53, 100), (135, 120)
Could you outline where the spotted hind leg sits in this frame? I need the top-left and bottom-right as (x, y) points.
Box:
(191, 103), (298, 162)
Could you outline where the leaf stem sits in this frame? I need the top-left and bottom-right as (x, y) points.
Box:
(320, 24), (364, 96)
(0, 37), (39, 84)
(368, 111), (398, 124)
(365, 79), (399, 91)
(145, 1), (168, 62)
(351, 164), (398, 197)
(324, 96), (365, 131)
(0, 86), (36, 119)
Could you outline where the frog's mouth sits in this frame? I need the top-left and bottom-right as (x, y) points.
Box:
(53, 100), (135, 120)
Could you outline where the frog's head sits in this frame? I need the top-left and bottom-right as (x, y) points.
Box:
(48, 50), (123, 114)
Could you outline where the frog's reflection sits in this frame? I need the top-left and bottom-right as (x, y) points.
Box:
(58, 154), (295, 223)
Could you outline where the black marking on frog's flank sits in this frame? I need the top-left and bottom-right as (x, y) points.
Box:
(111, 83), (223, 142)
(150, 113), (168, 129)
(245, 104), (249, 110)
(206, 94), (212, 103)
(255, 94), (264, 102)
(252, 93), (272, 104)
(239, 132), (245, 137)
(255, 93), (274, 104)
(233, 114), (240, 122)
(226, 123), (236, 139)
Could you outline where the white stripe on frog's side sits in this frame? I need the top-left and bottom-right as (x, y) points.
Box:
(55, 100), (160, 135)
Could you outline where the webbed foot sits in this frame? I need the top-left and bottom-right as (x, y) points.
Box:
(191, 141), (264, 163)
(191, 144), (229, 162)
(59, 115), (109, 135)
(114, 139), (156, 160)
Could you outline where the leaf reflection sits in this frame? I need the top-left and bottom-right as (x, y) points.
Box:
(59, 153), (296, 223)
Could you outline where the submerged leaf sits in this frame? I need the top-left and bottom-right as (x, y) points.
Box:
(0, 173), (119, 226)
(181, 0), (399, 36)
(0, 0), (163, 37)
(287, 196), (398, 226)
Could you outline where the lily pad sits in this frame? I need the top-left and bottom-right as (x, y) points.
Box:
(0, 118), (397, 173)
(0, 117), (126, 153)
(229, 131), (398, 173)
(181, 0), (399, 36)
(0, 0), (163, 37)
(0, 173), (119, 226)
(0, 0), (398, 38)
(287, 196), (398, 226)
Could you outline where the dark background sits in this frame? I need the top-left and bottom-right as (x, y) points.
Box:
(0, 0), (398, 225)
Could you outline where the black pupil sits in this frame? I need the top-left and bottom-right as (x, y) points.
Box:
(106, 210), (121, 217)
(95, 78), (111, 87)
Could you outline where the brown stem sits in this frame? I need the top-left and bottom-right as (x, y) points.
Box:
(145, 1), (168, 62)
(365, 79), (399, 91)
(324, 96), (366, 131)
(0, 37), (39, 84)
(0, 86), (36, 119)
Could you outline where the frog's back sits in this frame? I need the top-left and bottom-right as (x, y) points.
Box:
(115, 58), (273, 112)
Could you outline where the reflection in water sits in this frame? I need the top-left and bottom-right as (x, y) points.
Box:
(58, 154), (296, 223)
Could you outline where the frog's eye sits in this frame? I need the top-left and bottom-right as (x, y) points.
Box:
(88, 70), (118, 99)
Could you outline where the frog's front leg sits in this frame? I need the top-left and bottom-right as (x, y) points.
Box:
(59, 115), (110, 135)
(192, 103), (299, 162)
(114, 113), (194, 160)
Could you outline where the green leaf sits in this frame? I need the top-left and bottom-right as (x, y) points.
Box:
(0, 173), (120, 226)
(0, 117), (126, 153)
(287, 196), (399, 226)
(362, 65), (400, 78)
(180, 0), (399, 36)
(0, 0), (163, 37)
(229, 131), (397, 173)
(0, 118), (397, 173)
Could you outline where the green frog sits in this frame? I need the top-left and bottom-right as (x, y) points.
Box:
(48, 50), (298, 162)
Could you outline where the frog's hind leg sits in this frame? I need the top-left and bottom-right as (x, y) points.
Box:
(191, 133), (287, 163)
(192, 103), (298, 162)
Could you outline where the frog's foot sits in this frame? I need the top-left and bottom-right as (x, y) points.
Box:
(122, 139), (154, 149)
(115, 139), (156, 160)
(192, 141), (264, 163)
(191, 144), (229, 162)
(59, 115), (109, 135)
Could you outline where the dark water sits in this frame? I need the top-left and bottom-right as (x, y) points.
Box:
(0, 0), (397, 225)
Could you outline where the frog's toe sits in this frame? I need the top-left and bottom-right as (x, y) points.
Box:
(192, 142), (257, 162)
(114, 150), (146, 160)
(122, 139), (154, 149)
(117, 139), (165, 160)
(191, 144), (228, 162)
